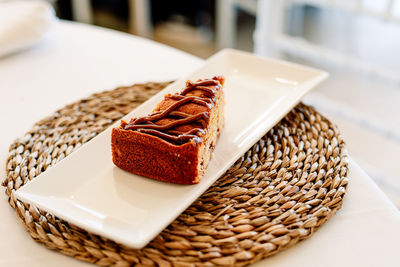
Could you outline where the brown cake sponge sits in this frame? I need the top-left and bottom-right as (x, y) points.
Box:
(111, 76), (225, 184)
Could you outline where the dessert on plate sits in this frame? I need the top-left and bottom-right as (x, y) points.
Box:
(111, 76), (225, 184)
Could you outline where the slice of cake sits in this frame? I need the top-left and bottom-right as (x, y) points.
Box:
(111, 76), (225, 184)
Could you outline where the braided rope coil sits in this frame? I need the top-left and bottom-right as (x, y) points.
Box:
(3, 82), (348, 267)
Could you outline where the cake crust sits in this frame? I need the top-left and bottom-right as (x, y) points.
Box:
(111, 76), (225, 184)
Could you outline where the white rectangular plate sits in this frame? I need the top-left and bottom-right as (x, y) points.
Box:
(15, 49), (328, 249)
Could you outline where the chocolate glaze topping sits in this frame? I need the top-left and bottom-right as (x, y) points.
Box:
(122, 76), (223, 145)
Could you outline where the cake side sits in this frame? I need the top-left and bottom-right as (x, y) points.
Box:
(194, 87), (224, 180)
(111, 129), (200, 184)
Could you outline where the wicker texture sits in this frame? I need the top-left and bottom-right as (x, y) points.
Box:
(3, 81), (348, 267)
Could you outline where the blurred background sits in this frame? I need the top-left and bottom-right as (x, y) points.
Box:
(39, 0), (400, 207)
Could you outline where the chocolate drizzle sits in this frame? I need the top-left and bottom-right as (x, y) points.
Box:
(122, 77), (223, 145)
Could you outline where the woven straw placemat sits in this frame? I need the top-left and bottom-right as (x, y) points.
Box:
(3, 81), (348, 267)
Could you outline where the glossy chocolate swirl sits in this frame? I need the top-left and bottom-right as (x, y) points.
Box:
(122, 77), (223, 145)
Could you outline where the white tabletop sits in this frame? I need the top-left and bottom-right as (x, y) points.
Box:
(1, 21), (400, 267)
